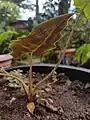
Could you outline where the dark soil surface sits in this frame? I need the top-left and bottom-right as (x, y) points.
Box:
(0, 71), (90, 120)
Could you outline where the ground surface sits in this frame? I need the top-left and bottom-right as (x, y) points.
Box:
(0, 72), (90, 120)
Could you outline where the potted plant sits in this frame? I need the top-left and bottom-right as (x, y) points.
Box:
(0, 13), (73, 115)
(0, 0), (90, 119)
(0, 31), (15, 68)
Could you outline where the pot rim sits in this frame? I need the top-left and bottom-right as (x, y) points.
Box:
(0, 54), (13, 62)
(5, 63), (90, 83)
(6, 63), (90, 73)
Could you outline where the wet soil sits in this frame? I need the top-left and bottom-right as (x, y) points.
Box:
(0, 72), (90, 120)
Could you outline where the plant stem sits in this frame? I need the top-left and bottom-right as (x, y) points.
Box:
(0, 73), (28, 95)
(34, 3), (88, 91)
(28, 53), (33, 101)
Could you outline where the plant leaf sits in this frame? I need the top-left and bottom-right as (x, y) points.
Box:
(74, 0), (90, 18)
(75, 44), (90, 64)
(0, 31), (17, 45)
(27, 102), (35, 114)
(11, 14), (72, 58)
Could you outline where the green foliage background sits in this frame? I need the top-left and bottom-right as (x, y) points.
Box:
(73, 0), (90, 64)
(74, 0), (90, 18)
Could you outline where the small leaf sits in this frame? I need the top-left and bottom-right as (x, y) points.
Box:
(27, 102), (35, 114)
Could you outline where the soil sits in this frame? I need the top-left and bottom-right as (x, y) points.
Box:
(0, 71), (90, 120)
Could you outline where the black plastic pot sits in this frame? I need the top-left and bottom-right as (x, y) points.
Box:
(6, 64), (90, 83)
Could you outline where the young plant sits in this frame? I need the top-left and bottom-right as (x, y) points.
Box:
(0, 14), (72, 113)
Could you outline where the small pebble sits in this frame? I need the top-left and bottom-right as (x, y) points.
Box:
(10, 97), (16, 104)
(85, 83), (90, 89)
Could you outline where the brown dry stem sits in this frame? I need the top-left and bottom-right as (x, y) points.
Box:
(28, 53), (33, 101)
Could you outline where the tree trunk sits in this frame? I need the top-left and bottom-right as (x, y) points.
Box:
(58, 0), (71, 15)
(36, 0), (39, 17)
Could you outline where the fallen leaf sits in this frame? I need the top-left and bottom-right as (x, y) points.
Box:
(27, 102), (35, 114)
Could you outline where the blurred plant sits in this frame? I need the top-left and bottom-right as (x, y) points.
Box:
(14, 29), (30, 38)
(58, 0), (90, 50)
(6, 0), (34, 10)
(0, 1), (20, 25)
(59, 18), (90, 48)
(73, 0), (90, 65)
(74, 0), (90, 18)
(0, 31), (17, 54)
(0, 0), (21, 45)
(75, 44), (90, 64)
(42, 47), (59, 63)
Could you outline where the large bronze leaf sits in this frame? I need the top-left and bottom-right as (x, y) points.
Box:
(11, 14), (72, 58)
